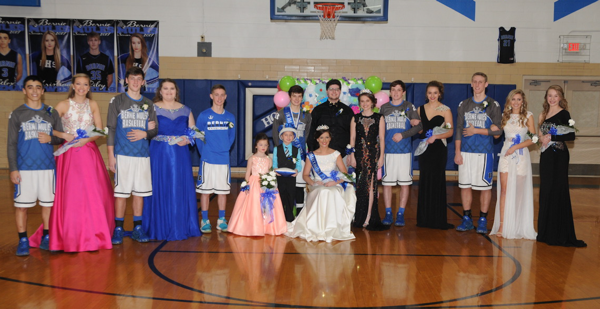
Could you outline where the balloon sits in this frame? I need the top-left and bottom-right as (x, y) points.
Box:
(375, 91), (390, 107)
(273, 91), (290, 108)
(279, 76), (296, 92)
(365, 76), (383, 93)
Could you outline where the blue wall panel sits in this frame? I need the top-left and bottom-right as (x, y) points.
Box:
(171, 79), (514, 172)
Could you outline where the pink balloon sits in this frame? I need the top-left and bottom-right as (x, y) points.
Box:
(273, 91), (290, 108)
(375, 91), (390, 108)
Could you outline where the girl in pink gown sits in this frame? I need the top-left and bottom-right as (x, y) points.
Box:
(228, 133), (287, 236)
(30, 73), (115, 252)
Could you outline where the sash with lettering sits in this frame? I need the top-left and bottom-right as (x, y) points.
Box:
(282, 106), (306, 160)
(307, 152), (347, 190)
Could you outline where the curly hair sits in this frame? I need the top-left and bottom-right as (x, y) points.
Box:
(153, 78), (181, 103)
(426, 80), (444, 102)
(501, 89), (528, 128)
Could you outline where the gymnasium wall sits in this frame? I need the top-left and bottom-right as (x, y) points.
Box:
(1, 1), (599, 173)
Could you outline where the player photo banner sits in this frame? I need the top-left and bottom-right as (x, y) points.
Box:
(28, 18), (72, 92)
(116, 20), (159, 93)
(0, 17), (27, 91)
(73, 19), (116, 92)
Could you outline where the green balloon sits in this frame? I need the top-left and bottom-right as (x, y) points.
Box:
(365, 76), (382, 93)
(279, 76), (296, 92)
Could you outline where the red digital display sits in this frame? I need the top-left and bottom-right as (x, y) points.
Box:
(568, 43), (580, 52)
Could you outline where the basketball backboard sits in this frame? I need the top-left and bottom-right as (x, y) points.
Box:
(271, 0), (388, 21)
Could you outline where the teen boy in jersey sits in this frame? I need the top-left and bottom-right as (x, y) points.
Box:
(8, 75), (66, 255)
(380, 80), (422, 226)
(455, 72), (502, 234)
(107, 67), (158, 244)
(196, 84), (236, 233)
(0, 30), (23, 87)
(76, 32), (115, 91)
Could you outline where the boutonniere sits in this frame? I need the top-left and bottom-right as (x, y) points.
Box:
(228, 121), (234, 129)
(482, 101), (488, 111)
(46, 105), (54, 116)
(399, 107), (410, 117)
(336, 108), (343, 116)
(292, 157), (297, 164)
(141, 103), (149, 111)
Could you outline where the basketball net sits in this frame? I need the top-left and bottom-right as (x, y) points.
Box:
(315, 4), (344, 40)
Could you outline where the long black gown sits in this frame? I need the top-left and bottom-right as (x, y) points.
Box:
(537, 110), (586, 247)
(353, 113), (388, 231)
(416, 106), (454, 230)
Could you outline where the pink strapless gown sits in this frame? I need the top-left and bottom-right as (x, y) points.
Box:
(30, 141), (115, 251)
(30, 98), (114, 252)
(228, 156), (287, 236)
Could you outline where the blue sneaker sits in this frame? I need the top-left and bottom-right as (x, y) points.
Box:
(16, 237), (30, 256)
(201, 219), (212, 233)
(217, 217), (228, 232)
(382, 212), (393, 225)
(111, 227), (124, 245)
(476, 217), (488, 234)
(132, 225), (149, 242)
(39, 234), (50, 251)
(456, 216), (475, 231)
(394, 212), (405, 227)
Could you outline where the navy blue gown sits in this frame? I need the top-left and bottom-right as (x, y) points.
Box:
(143, 105), (201, 240)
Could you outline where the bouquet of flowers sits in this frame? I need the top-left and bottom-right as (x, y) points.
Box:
(260, 171), (278, 224)
(414, 123), (452, 156)
(541, 119), (577, 152)
(169, 126), (205, 146)
(54, 126), (108, 156)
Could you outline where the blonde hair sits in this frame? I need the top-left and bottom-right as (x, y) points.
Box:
(67, 74), (92, 99)
(501, 89), (528, 128)
(40, 31), (61, 71)
(540, 85), (569, 127)
(125, 33), (148, 71)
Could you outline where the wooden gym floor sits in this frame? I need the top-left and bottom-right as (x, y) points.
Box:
(0, 170), (598, 309)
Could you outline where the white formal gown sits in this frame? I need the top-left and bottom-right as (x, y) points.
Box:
(286, 151), (356, 243)
(490, 111), (537, 239)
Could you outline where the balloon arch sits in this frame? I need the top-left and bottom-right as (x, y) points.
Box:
(273, 76), (389, 114)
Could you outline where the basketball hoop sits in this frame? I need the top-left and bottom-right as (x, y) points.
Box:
(315, 3), (344, 40)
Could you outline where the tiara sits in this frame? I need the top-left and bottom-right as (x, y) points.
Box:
(360, 89), (373, 94)
(316, 124), (329, 131)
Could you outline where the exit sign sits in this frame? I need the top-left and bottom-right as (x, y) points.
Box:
(568, 43), (580, 52)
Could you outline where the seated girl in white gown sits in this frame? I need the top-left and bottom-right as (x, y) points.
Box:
(286, 125), (356, 243)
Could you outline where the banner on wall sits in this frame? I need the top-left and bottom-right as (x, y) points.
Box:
(28, 18), (72, 92)
(116, 20), (159, 93)
(72, 19), (116, 92)
(0, 17), (27, 91)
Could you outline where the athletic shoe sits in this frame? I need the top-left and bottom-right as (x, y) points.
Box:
(217, 217), (228, 232)
(456, 216), (475, 231)
(382, 212), (393, 225)
(111, 227), (124, 245)
(132, 225), (149, 242)
(16, 237), (30, 256)
(394, 212), (405, 227)
(39, 235), (50, 251)
(476, 217), (488, 234)
(201, 219), (212, 233)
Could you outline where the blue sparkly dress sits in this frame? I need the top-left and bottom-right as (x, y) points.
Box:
(143, 105), (201, 240)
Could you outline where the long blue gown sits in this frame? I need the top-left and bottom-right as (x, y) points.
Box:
(143, 105), (201, 240)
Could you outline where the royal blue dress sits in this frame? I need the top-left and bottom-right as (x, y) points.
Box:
(143, 105), (201, 241)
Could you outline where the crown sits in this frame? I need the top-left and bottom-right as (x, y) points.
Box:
(359, 89), (373, 94)
(316, 124), (329, 131)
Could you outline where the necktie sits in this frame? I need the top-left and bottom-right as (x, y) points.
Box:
(285, 146), (290, 157)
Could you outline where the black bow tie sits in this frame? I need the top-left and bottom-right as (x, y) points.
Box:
(329, 102), (337, 107)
